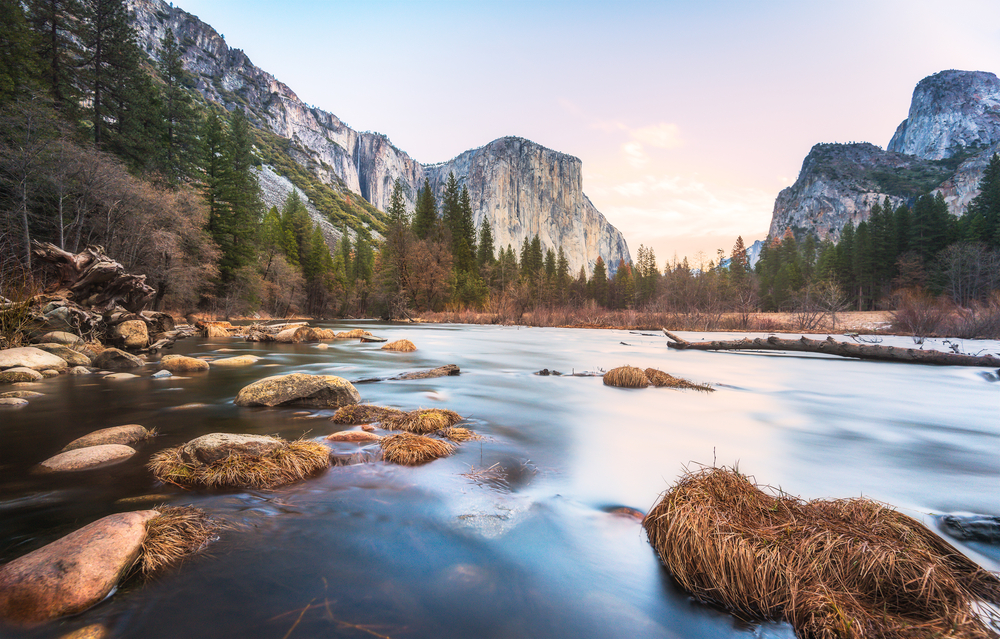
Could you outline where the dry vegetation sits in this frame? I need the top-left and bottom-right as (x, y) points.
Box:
(139, 506), (218, 575)
(381, 339), (416, 352)
(437, 427), (479, 443)
(644, 368), (714, 392)
(382, 409), (464, 434)
(603, 365), (650, 388)
(379, 433), (455, 465)
(643, 467), (1000, 639)
(148, 440), (330, 489)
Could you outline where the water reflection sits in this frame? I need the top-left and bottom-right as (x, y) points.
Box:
(0, 324), (996, 638)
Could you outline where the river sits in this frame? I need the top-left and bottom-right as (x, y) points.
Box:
(1, 323), (998, 638)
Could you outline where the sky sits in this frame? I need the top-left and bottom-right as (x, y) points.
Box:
(174, 0), (1000, 268)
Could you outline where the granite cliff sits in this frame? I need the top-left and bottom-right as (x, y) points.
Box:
(127, 0), (630, 274)
(770, 70), (1000, 242)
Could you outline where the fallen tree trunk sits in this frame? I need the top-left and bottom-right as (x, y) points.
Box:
(31, 241), (154, 313)
(663, 330), (1000, 367)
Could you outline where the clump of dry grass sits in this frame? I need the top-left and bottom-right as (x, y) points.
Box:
(603, 365), (649, 388)
(643, 466), (1000, 639)
(330, 404), (406, 425)
(380, 433), (454, 465)
(140, 506), (218, 574)
(148, 439), (330, 489)
(437, 427), (479, 442)
(381, 339), (416, 352)
(644, 368), (714, 392)
(383, 408), (463, 434)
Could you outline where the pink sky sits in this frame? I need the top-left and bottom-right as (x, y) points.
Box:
(175, 0), (1000, 268)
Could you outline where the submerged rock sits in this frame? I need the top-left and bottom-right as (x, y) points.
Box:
(37, 445), (137, 473)
(326, 430), (383, 443)
(234, 373), (360, 408)
(940, 514), (1000, 544)
(67, 366), (92, 376)
(60, 425), (151, 453)
(103, 373), (139, 380)
(93, 348), (143, 370)
(393, 364), (460, 380)
(0, 397), (28, 407)
(160, 355), (209, 373)
(0, 347), (69, 372)
(0, 390), (43, 399)
(210, 355), (260, 366)
(0, 510), (158, 624)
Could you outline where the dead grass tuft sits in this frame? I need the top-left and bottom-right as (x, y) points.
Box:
(643, 467), (1000, 639)
(335, 329), (372, 339)
(140, 506), (218, 574)
(644, 368), (714, 392)
(380, 432), (454, 465)
(437, 427), (479, 442)
(381, 339), (416, 352)
(383, 408), (463, 434)
(330, 404), (406, 425)
(148, 439), (330, 489)
(603, 365), (650, 388)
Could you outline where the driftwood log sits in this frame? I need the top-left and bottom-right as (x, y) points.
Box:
(663, 330), (1000, 367)
(31, 241), (154, 313)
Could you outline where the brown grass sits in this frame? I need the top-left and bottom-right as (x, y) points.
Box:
(437, 427), (479, 442)
(644, 368), (714, 392)
(380, 433), (455, 465)
(148, 439), (330, 489)
(140, 506), (218, 574)
(330, 404), (406, 425)
(603, 365), (650, 388)
(381, 339), (416, 352)
(643, 467), (1000, 639)
(383, 409), (464, 434)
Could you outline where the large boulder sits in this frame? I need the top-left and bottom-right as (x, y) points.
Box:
(274, 326), (317, 343)
(37, 445), (136, 473)
(113, 320), (148, 349)
(178, 433), (284, 465)
(234, 373), (360, 408)
(32, 331), (82, 346)
(210, 355), (260, 367)
(32, 344), (92, 367)
(60, 425), (151, 453)
(160, 355), (209, 373)
(0, 367), (44, 383)
(93, 348), (143, 370)
(0, 347), (69, 371)
(0, 510), (158, 624)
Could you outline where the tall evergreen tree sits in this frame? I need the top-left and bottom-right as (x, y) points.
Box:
(965, 153), (1000, 247)
(590, 256), (608, 306)
(212, 108), (261, 282)
(158, 28), (198, 183)
(477, 219), (495, 267)
(1, 1), (41, 104)
(26, 0), (83, 114)
(411, 178), (436, 239)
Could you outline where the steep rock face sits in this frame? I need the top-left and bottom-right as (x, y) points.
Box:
(127, 0), (629, 274)
(770, 70), (1000, 241)
(887, 70), (1000, 160)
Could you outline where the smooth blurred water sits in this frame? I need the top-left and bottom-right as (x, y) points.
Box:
(1, 323), (997, 639)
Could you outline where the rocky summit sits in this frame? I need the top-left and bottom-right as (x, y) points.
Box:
(126, 0), (631, 275)
(769, 70), (1000, 242)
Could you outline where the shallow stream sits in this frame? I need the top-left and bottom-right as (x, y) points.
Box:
(1, 324), (998, 638)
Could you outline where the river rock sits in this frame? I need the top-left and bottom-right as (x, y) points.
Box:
(37, 445), (137, 473)
(0, 398), (28, 407)
(234, 373), (361, 408)
(179, 433), (284, 465)
(67, 366), (92, 375)
(33, 331), (82, 346)
(113, 320), (148, 349)
(0, 510), (158, 624)
(151, 369), (171, 378)
(0, 347), (69, 371)
(274, 326), (317, 343)
(395, 364), (461, 380)
(160, 355), (209, 373)
(40, 369), (60, 378)
(326, 430), (383, 443)
(60, 425), (151, 453)
(41, 306), (75, 332)
(93, 348), (143, 370)
(0, 367), (44, 383)
(103, 373), (138, 380)
(0, 390), (43, 399)
(210, 355), (259, 366)
(33, 344), (92, 367)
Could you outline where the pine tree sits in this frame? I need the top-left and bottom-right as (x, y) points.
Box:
(411, 178), (436, 239)
(441, 172), (461, 238)
(387, 178), (407, 225)
(1, 1), (41, 104)
(213, 108), (261, 282)
(590, 256), (608, 307)
(26, 0), (84, 114)
(965, 153), (1000, 247)
(158, 28), (199, 183)
(477, 220), (495, 267)
(83, 0), (141, 148)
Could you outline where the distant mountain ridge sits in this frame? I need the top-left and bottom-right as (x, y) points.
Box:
(127, 0), (631, 274)
(769, 70), (1000, 242)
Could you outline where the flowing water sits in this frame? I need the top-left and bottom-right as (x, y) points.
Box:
(1, 323), (998, 639)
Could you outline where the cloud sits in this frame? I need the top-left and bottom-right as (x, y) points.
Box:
(622, 141), (648, 168)
(630, 123), (682, 149)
